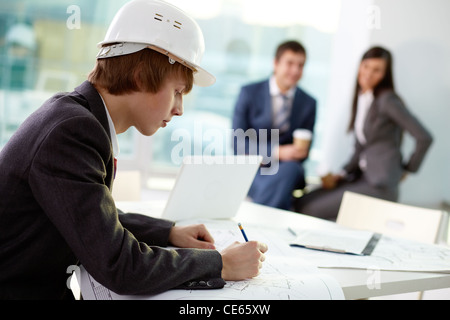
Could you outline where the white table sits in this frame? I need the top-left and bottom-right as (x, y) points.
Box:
(115, 200), (450, 300)
(233, 201), (450, 300)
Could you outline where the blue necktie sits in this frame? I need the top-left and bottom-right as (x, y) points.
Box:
(274, 94), (290, 133)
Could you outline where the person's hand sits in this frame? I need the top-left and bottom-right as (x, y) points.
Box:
(220, 241), (268, 281)
(321, 173), (342, 190)
(401, 171), (409, 182)
(168, 224), (215, 249)
(277, 144), (308, 161)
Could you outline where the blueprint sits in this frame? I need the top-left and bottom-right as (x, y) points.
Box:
(79, 221), (344, 300)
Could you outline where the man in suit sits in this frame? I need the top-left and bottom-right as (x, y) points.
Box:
(0, 0), (267, 300)
(232, 40), (317, 210)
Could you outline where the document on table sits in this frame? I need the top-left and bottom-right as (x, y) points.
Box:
(78, 220), (344, 300)
(290, 233), (450, 273)
(290, 228), (381, 256)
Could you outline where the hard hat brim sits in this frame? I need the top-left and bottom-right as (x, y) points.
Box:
(192, 67), (216, 87)
(97, 41), (215, 87)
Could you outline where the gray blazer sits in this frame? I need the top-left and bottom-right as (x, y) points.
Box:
(344, 90), (433, 189)
(0, 81), (223, 299)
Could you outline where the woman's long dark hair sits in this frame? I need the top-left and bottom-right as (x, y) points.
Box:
(348, 46), (395, 132)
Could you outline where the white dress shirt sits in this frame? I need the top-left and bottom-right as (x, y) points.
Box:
(269, 75), (296, 127)
(354, 90), (374, 170)
(98, 94), (120, 158)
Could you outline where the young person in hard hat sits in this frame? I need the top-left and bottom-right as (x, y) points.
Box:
(0, 0), (267, 300)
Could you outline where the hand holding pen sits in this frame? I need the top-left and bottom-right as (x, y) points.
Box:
(219, 223), (268, 281)
(238, 223), (248, 242)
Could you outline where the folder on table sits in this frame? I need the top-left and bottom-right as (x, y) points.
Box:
(290, 228), (381, 256)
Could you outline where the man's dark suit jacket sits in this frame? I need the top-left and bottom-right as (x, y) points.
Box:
(232, 79), (316, 193)
(233, 79), (316, 150)
(0, 81), (223, 299)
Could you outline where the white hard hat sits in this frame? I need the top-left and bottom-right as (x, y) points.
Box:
(97, 0), (215, 87)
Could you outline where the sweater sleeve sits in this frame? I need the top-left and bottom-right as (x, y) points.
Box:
(29, 115), (223, 295)
(118, 212), (174, 247)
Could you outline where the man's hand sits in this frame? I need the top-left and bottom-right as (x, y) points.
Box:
(277, 144), (308, 161)
(168, 224), (216, 249)
(220, 241), (268, 281)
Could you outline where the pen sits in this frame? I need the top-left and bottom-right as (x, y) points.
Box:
(238, 223), (249, 242)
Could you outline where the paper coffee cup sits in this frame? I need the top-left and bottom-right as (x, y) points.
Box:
(293, 129), (312, 150)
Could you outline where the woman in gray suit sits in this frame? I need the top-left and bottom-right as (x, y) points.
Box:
(294, 46), (433, 220)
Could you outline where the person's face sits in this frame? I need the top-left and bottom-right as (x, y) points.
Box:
(129, 77), (186, 136)
(358, 58), (387, 92)
(273, 50), (306, 92)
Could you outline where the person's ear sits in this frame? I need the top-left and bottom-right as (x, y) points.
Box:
(273, 58), (278, 75)
(133, 65), (144, 91)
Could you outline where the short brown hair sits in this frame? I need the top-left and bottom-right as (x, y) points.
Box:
(275, 40), (306, 61)
(88, 47), (194, 95)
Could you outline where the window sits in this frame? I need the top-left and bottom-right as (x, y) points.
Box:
(0, 0), (341, 190)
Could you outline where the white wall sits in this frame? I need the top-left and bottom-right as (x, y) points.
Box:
(320, 0), (450, 208)
(370, 0), (450, 208)
(317, 0), (373, 176)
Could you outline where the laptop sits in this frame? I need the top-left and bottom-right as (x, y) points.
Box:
(161, 155), (262, 221)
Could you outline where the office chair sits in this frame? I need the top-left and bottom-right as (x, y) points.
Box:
(337, 191), (447, 244)
(336, 191), (449, 300)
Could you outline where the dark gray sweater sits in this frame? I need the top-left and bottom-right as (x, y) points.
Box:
(0, 81), (223, 299)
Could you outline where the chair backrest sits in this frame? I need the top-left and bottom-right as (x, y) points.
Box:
(336, 191), (446, 244)
(111, 170), (141, 201)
